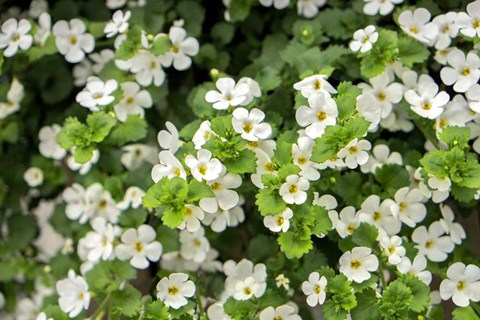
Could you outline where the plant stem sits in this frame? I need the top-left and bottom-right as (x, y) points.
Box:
(90, 294), (111, 320)
(196, 287), (206, 317)
(378, 260), (388, 289)
(472, 302), (480, 316)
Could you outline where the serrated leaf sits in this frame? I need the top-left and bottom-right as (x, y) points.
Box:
(398, 37), (430, 68)
(255, 188), (286, 216)
(186, 180), (215, 202)
(73, 146), (95, 164)
(277, 228), (312, 259)
(87, 112), (117, 143)
(452, 306), (479, 320)
(398, 274), (430, 313)
(111, 284), (143, 317)
(143, 299), (169, 320)
(335, 81), (362, 121)
(150, 35), (172, 56)
(115, 25), (142, 60)
(374, 164), (410, 197)
(439, 126), (471, 150)
(248, 234), (279, 262)
(351, 288), (381, 320)
(108, 115), (148, 146)
(224, 148), (256, 174)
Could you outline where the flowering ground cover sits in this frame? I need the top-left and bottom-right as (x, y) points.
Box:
(0, 0), (480, 319)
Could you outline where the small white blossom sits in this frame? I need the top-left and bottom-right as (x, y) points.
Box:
(205, 77), (249, 110)
(104, 10), (130, 38)
(129, 51), (165, 86)
(391, 187), (426, 228)
(302, 272), (327, 307)
(439, 205), (466, 245)
(56, 270), (90, 318)
(279, 174), (309, 205)
(264, 207), (293, 232)
(24, 167), (44, 187)
(358, 195), (401, 236)
(293, 74), (337, 99)
(337, 138), (371, 169)
(329, 206), (361, 238)
(178, 205), (204, 232)
(259, 304), (301, 320)
(224, 259), (267, 299)
(158, 121), (182, 154)
(232, 107), (272, 141)
(152, 151), (187, 182)
(192, 120), (215, 150)
(350, 25), (378, 53)
(120, 144), (157, 171)
(296, 92), (338, 139)
(116, 225), (162, 269)
(179, 228), (210, 263)
(432, 12), (460, 50)
(185, 149), (222, 182)
(456, 0), (480, 38)
(76, 77), (118, 111)
(156, 273), (196, 309)
(34, 12), (51, 46)
(440, 49), (480, 93)
(82, 217), (121, 262)
(203, 204), (245, 233)
(339, 247), (379, 283)
(440, 262), (480, 307)
(117, 186), (145, 210)
(0, 18), (32, 57)
(199, 168), (242, 212)
(114, 81), (152, 121)
(159, 26), (199, 71)
(363, 0), (403, 16)
(412, 222), (455, 262)
(297, 0), (326, 18)
(0, 77), (24, 120)
(356, 92), (382, 131)
(398, 8), (439, 45)
(360, 144), (402, 174)
(397, 255), (432, 285)
(405, 74), (450, 119)
(292, 136), (320, 181)
(379, 235), (406, 265)
(259, 0), (290, 10)
(38, 124), (67, 160)
(53, 19), (95, 63)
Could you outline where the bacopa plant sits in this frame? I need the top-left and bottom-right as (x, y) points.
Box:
(1, 0), (480, 319)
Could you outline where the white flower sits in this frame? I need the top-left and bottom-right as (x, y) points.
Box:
(397, 255), (432, 285)
(234, 276), (263, 300)
(76, 77), (118, 111)
(179, 228), (210, 263)
(356, 92), (382, 131)
(85, 183), (120, 223)
(467, 83), (480, 113)
(129, 51), (165, 86)
(82, 217), (120, 262)
(412, 222), (455, 262)
(237, 77), (261, 105)
(432, 12), (460, 50)
(185, 149), (222, 182)
(178, 205), (205, 232)
(435, 95), (472, 134)
(329, 206), (361, 238)
(0, 18), (32, 57)
(36, 312), (52, 320)
(439, 205), (466, 245)
(339, 247), (379, 283)
(301, 272), (327, 307)
(350, 25), (378, 53)
(207, 303), (231, 320)
(114, 81), (152, 121)
(24, 167), (43, 187)
(358, 72), (404, 119)
(205, 77), (249, 110)
(292, 136), (320, 181)
(90, 49), (115, 74)
(259, 304), (301, 320)
(38, 124), (66, 160)
(159, 26), (199, 71)
(192, 120), (214, 150)
(117, 186), (145, 210)
(337, 138), (371, 169)
(391, 187), (426, 228)
(295, 92), (338, 139)
(456, 0), (480, 38)
(440, 262), (480, 307)
(106, 0), (127, 9)
(56, 270), (90, 318)
(104, 10), (130, 38)
(67, 149), (100, 175)
(405, 74), (450, 119)
(297, 0), (326, 18)
(203, 200), (245, 232)
(279, 174), (309, 205)
(152, 151), (187, 182)
(259, 0), (290, 10)
(53, 19), (95, 63)
(427, 175), (451, 193)
(380, 104), (414, 133)
(358, 195), (401, 236)
(293, 74), (337, 99)
(264, 207), (293, 232)
(199, 168), (242, 212)
(223, 259), (267, 299)
(360, 144), (402, 174)
(363, 0), (403, 16)
(440, 49), (480, 93)
(232, 107), (272, 141)
(398, 8), (438, 45)
(379, 235), (406, 265)
(29, 0), (48, 19)
(116, 225), (162, 269)
(0, 77), (24, 120)
(121, 144), (157, 171)
(156, 273), (195, 309)
(34, 12), (51, 46)
(158, 121), (182, 154)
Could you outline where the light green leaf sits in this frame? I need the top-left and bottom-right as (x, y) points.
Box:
(398, 37), (430, 68)
(186, 180), (215, 202)
(108, 115), (148, 146)
(277, 228), (313, 259)
(111, 284), (143, 317)
(87, 112), (117, 143)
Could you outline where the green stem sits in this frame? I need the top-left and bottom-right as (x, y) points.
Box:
(90, 294), (110, 320)
(378, 260), (388, 289)
(196, 287), (206, 317)
(472, 302), (480, 316)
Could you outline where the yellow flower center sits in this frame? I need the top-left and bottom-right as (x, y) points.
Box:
(150, 60), (157, 69)
(457, 281), (465, 291)
(317, 111), (327, 121)
(99, 200), (108, 209)
(174, 168), (181, 176)
(243, 123), (253, 133)
(243, 287), (252, 296)
(69, 35), (78, 45)
(425, 240), (433, 249)
(373, 211), (381, 221)
(378, 92), (386, 101)
(362, 35), (370, 43)
(410, 26), (418, 34)
(399, 202), (407, 211)
(297, 156), (307, 165)
(11, 33), (20, 42)
(185, 207), (192, 216)
(349, 146), (358, 154)
(172, 44), (180, 53)
(264, 163), (274, 172)
(288, 184), (298, 193)
(134, 241), (143, 252)
(211, 182), (220, 190)
(193, 239), (201, 247)
(314, 285), (322, 294)
(198, 165), (207, 175)
(351, 259), (361, 269)
(439, 118), (447, 128)
(462, 67), (470, 76)
(387, 245), (395, 254)
(276, 216), (285, 226)
(472, 19), (480, 29)
(347, 224), (356, 234)
(248, 141), (258, 148)
(421, 103), (432, 110)
(314, 80), (322, 90)
(274, 317), (283, 320)
(126, 96), (135, 104)
(168, 286), (178, 295)
(93, 92), (104, 100)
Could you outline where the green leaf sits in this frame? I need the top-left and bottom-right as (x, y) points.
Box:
(186, 180), (215, 202)
(118, 208), (147, 228)
(452, 306), (480, 320)
(248, 234), (279, 262)
(229, 0), (255, 21)
(335, 82), (362, 121)
(87, 112), (117, 143)
(7, 214), (36, 251)
(374, 164), (410, 197)
(73, 146), (95, 164)
(255, 188), (286, 216)
(187, 83), (216, 118)
(397, 37), (430, 68)
(351, 223), (378, 247)
(27, 35), (57, 61)
(143, 177), (189, 209)
(108, 115), (148, 146)
(210, 115), (233, 138)
(327, 274), (357, 310)
(224, 148), (256, 174)
(351, 288), (381, 320)
(277, 228), (313, 259)
(310, 206), (333, 236)
(111, 284), (143, 317)
(378, 280), (413, 319)
(398, 274), (430, 313)
(419, 149), (449, 177)
(439, 126), (471, 150)
(224, 297), (257, 319)
(143, 299), (169, 320)
(323, 300), (348, 320)
(361, 29), (398, 78)
(0, 121), (19, 143)
(115, 25), (142, 60)
(277, 164), (301, 181)
(57, 117), (90, 150)
(150, 35), (172, 56)
(211, 22), (235, 45)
